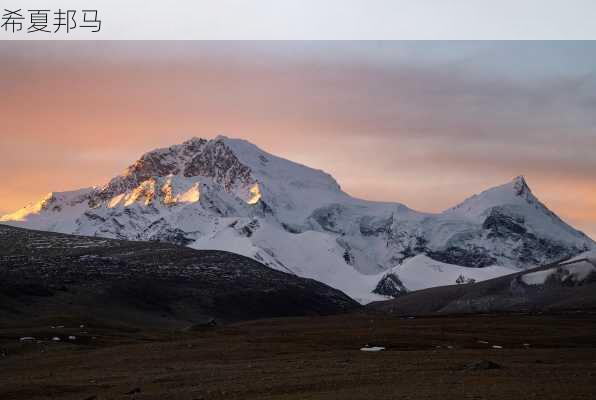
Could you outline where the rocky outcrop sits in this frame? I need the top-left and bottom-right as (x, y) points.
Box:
(373, 273), (408, 297)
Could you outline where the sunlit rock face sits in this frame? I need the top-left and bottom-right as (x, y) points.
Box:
(2, 136), (594, 303)
(93, 137), (257, 204)
(246, 183), (262, 205)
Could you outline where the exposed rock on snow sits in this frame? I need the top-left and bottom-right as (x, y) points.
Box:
(373, 273), (408, 297)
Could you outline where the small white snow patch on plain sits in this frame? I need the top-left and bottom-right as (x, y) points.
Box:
(477, 340), (489, 344)
(491, 345), (503, 349)
(68, 336), (76, 340)
(52, 337), (61, 342)
(19, 336), (35, 342)
(360, 346), (385, 352)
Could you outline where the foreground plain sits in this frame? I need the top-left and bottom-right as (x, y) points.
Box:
(1, 312), (596, 399)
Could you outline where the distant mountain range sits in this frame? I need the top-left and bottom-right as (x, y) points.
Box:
(2, 136), (593, 302)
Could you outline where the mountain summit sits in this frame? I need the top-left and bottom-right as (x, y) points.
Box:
(2, 137), (593, 302)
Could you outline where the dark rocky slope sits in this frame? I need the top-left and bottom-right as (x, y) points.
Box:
(0, 225), (358, 327)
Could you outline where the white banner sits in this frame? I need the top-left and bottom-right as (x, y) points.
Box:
(0, 0), (595, 40)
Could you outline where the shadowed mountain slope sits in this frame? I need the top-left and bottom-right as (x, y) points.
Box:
(0, 224), (358, 327)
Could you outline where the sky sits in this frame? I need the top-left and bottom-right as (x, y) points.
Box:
(0, 41), (595, 239)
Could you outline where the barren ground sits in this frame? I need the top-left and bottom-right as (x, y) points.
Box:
(1, 312), (596, 400)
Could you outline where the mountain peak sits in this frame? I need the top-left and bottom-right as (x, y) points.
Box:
(181, 136), (208, 146)
(511, 175), (532, 197)
(443, 175), (538, 218)
(86, 136), (345, 222)
(96, 136), (257, 200)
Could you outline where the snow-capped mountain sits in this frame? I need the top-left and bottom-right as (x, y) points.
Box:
(2, 136), (593, 303)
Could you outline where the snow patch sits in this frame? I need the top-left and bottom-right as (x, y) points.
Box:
(384, 255), (515, 292)
(521, 268), (556, 285)
(521, 251), (596, 286)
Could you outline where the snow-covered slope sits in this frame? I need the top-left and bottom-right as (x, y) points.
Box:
(374, 254), (515, 297)
(2, 136), (594, 303)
